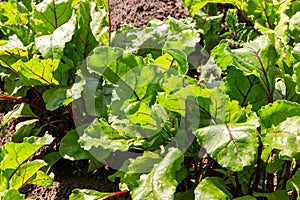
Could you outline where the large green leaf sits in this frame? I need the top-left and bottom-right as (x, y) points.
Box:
(0, 134), (54, 172)
(194, 118), (259, 171)
(228, 35), (279, 103)
(35, 16), (76, 59)
(33, 0), (73, 34)
(59, 129), (91, 161)
(258, 100), (300, 130)
(224, 67), (268, 111)
(131, 148), (184, 200)
(253, 190), (289, 200)
(79, 119), (131, 161)
(19, 57), (60, 86)
(0, 189), (25, 200)
(71, 1), (109, 62)
(194, 177), (233, 199)
(263, 116), (300, 159)
(9, 160), (48, 190)
(42, 86), (67, 111)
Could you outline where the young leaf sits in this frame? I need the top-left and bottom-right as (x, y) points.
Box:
(182, 0), (242, 16)
(1, 103), (38, 135)
(194, 118), (259, 171)
(131, 148), (184, 200)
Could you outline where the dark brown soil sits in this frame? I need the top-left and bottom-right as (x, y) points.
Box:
(0, 1), (188, 199)
(110, 0), (188, 31)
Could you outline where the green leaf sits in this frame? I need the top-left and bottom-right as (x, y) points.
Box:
(131, 148), (184, 200)
(289, 12), (300, 43)
(234, 196), (257, 200)
(294, 63), (300, 94)
(33, 0), (73, 34)
(79, 119), (130, 161)
(182, 0), (243, 16)
(263, 116), (300, 159)
(59, 129), (91, 161)
(19, 57), (60, 86)
(28, 170), (53, 187)
(9, 160), (48, 190)
(0, 49), (28, 75)
(71, 1), (99, 61)
(43, 86), (67, 111)
(287, 171), (300, 200)
(194, 177), (233, 199)
(87, 46), (124, 77)
(0, 170), (9, 192)
(41, 152), (61, 173)
(253, 190), (289, 200)
(1, 134), (54, 171)
(228, 35), (279, 103)
(211, 43), (233, 71)
(69, 189), (112, 200)
(35, 16), (76, 59)
(194, 118), (259, 171)
(1, 103), (38, 135)
(258, 100), (300, 130)
(224, 67), (268, 111)
(12, 119), (39, 142)
(1, 189), (25, 200)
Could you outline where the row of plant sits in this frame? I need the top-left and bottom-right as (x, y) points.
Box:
(0, 0), (300, 199)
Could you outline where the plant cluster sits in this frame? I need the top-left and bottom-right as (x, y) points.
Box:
(0, 0), (300, 199)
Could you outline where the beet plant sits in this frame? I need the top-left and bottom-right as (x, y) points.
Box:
(0, 0), (300, 199)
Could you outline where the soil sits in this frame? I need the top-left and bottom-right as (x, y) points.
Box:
(0, 1), (188, 200)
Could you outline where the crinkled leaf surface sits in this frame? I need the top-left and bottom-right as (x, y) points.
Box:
(258, 100), (300, 130)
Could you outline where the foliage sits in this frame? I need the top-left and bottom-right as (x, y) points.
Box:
(0, 0), (300, 199)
